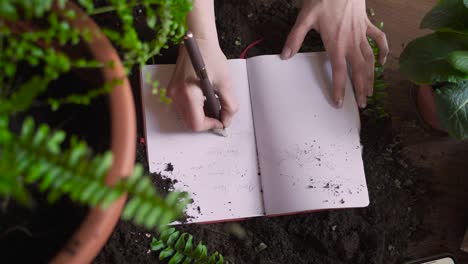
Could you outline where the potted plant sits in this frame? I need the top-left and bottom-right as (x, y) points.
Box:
(0, 1), (192, 263)
(400, 0), (468, 139)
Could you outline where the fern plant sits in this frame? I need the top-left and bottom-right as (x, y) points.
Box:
(0, 0), (189, 113)
(151, 228), (227, 264)
(0, 0), (192, 231)
(0, 0), (230, 261)
(0, 116), (189, 230)
(364, 10), (389, 119)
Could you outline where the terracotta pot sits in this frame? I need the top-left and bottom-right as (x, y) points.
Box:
(416, 85), (446, 132)
(6, 2), (135, 262)
(49, 3), (136, 264)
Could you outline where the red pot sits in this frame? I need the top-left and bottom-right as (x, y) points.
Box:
(416, 85), (446, 133)
(50, 3), (136, 263)
(7, 2), (137, 263)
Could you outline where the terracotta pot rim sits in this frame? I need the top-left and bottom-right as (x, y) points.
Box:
(50, 3), (136, 264)
(413, 84), (447, 136)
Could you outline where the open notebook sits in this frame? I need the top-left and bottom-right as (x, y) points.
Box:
(140, 52), (369, 224)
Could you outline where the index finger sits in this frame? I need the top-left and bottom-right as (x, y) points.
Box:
(367, 22), (389, 65)
(215, 78), (238, 128)
(329, 50), (347, 108)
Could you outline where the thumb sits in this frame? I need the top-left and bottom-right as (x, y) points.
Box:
(201, 117), (224, 131)
(281, 9), (317, 60)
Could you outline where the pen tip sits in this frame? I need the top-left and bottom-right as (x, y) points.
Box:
(184, 31), (193, 39)
(212, 128), (227, 137)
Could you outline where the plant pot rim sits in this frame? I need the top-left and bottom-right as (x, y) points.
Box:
(414, 84), (447, 136)
(50, 3), (136, 264)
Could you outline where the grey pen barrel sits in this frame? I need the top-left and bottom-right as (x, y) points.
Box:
(183, 32), (221, 120)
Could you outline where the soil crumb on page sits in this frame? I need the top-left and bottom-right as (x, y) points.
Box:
(165, 162), (174, 172)
(150, 172), (178, 196)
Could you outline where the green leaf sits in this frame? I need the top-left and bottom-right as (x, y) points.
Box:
(89, 184), (108, 205)
(448, 50), (468, 73)
(147, 16), (157, 28)
(122, 197), (141, 220)
(465, 0), (468, 8)
(134, 177), (151, 194)
(182, 257), (192, 264)
(151, 238), (166, 251)
(100, 189), (122, 208)
(69, 142), (87, 166)
(167, 231), (181, 247)
(438, 27), (468, 36)
(184, 235), (194, 255)
(25, 163), (46, 183)
(200, 245), (208, 260)
(47, 189), (62, 203)
(208, 252), (218, 264)
(166, 191), (182, 207)
(175, 233), (187, 251)
(95, 152), (112, 179)
(168, 252), (185, 264)
(134, 201), (152, 224)
(47, 130), (65, 154)
(39, 167), (60, 191)
(193, 242), (208, 260)
(159, 247), (175, 260)
(399, 32), (468, 84)
(435, 81), (468, 139)
(158, 211), (174, 227)
(420, 0), (468, 31)
(33, 124), (50, 146)
(81, 182), (100, 202)
(160, 228), (176, 242)
(216, 254), (224, 264)
(0, 1), (18, 20)
(144, 207), (162, 228)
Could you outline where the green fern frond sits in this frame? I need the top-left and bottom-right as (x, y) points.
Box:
(151, 228), (228, 264)
(365, 17), (389, 119)
(0, 116), (189, 230)
(0, 76), (50, 115)
(119, 165), (190, 229)
(0, 115), (31, 204)
(47, 78), (123, 111)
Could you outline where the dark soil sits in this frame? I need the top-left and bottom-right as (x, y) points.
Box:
(0, 70), (109, 263)
(95, 1), (434, 264)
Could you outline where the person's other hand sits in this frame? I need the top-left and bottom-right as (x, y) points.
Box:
(168, 40), (238, 132)
(281, 0), (389, 108)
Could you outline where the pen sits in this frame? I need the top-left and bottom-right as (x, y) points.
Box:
(183, 31), (222, 121)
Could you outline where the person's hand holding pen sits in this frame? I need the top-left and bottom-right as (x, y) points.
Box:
(168, 0), (238, 132)
(281, 0), (389, 109)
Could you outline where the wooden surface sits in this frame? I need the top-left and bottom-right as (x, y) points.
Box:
(367, 0), (468, 262)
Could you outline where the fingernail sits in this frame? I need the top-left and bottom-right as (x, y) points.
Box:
(281, 48), (292, 60)
(216, 120), (225, 129)
(212, 128), (227, 137)
(336, 99), (343, 108)
(222, 116), (232, 128)
(360, 98), (367, 108)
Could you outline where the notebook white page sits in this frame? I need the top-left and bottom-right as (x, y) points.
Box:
(141, 60), (263, 223)
(247, 52), (369, 215)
